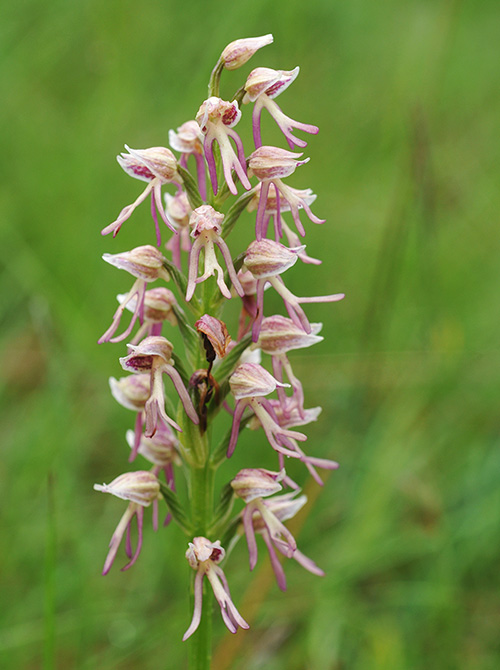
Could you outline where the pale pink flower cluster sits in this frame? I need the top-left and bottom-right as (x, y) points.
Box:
(94, 34), (343, 643)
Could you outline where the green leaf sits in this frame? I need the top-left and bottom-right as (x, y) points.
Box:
(170, 351), (191, 388)
(177, 164), (203, 210)
(209, 481), (236, 535)
(220, 515), (243, 551)
(210, 409), (253, 467)
(162, 258), (201, 313)
(158, 481), (191, 534)
(222, 189), (256, 239)
(172, 304), (200, 368)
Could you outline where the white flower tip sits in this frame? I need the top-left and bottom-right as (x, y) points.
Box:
(276, 381), (291, 389)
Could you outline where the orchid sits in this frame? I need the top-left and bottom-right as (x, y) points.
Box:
(94, 35), (345, 666)
(101, 146), (179, 245)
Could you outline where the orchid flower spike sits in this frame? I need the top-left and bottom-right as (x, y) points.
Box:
(244, 239), (345, 341)
(243, 66), (319, 150)
(186, 205), (244, 301)
(101, 146), (180, 245)
(120, 336), (199, 436)
(93, 471), (161, 574)
(196, 97), (251, 195)
(183, 537), (249, 640)
(98, 246), (170, 345)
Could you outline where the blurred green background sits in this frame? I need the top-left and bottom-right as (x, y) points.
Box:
(1, 0), (499, 668)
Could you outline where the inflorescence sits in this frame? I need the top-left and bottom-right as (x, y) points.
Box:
(94, 34), (343, 642)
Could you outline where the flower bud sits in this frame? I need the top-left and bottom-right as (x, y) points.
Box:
(117, 145), (180, 183)
(258, 315), (323, 354)
(196, 97), (241, 132)
(94, 471), (160, 506)
(195, 315), (231, 359)
(109, 374), (151, 411)
(244, 66), (300, 102)
(248, 146), (309, 180)
(229, 362), (285, 399)
(189, 205), (224, 237)
(220, 34), (273, 70)
(120, 336), (174, 373)
(186, 537), (225, 569)
(245, 239), (303, 278)
(102, 245), (170, 282)
(231, 468), (284, 503)
(168, 120), (204, 155)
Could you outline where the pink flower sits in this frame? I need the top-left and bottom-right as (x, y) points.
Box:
(244, 240), (345, 340)
(227, 363), (306, 461)
(101, 146), (179, 245)
(98, 246), (170, 345)
(94, 471), (161, 574)
(120, 336), (199, 436)
(183, 537), (249, 640)
(196, 97), (251, 195)
(248, 146), (324, 240)
(257, 315), (323, 418)
(186, 205), (244, 301)
(243, 67), (319, 149)
(240, 491), (325, 590)
(248, 182), (325, 253)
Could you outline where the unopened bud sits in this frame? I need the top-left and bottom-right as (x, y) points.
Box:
(221, 34), (273, 70)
